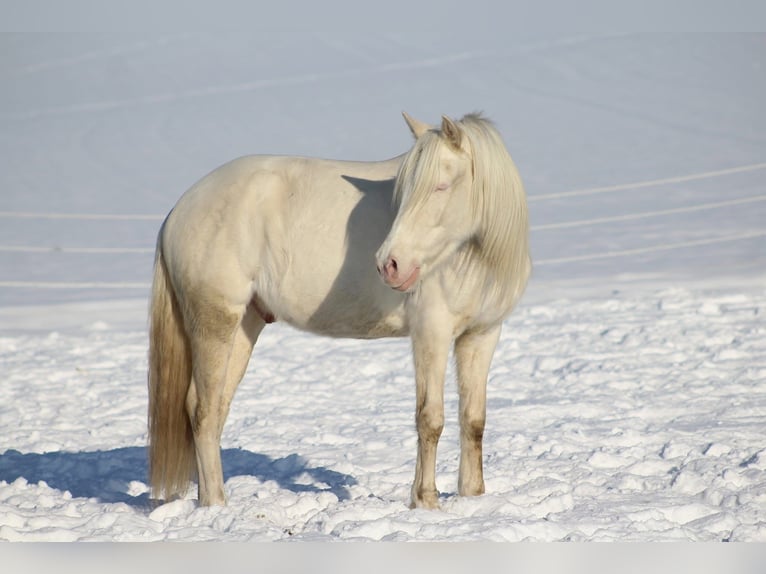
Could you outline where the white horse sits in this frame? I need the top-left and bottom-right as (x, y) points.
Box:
(148, 112), (530, 509)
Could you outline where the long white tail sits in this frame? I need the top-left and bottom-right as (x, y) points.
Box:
(147, 235), (196, 500)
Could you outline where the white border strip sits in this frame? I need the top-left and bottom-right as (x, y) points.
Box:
(0, 211), (163, 221)
(0, 163), (764, 220)
(1, 231), (763, 287)
(2, 194), (763, 255)
(532, 194), (766, 231)
(535, 230), (766, 266)
(0, 280), (151, 289)
(528, 162), (766, 202)
(0, 246), (154, 254)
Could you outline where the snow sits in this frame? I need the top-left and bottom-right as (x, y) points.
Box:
(1, 19), (765, 544)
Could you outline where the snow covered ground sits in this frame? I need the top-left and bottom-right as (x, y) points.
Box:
(1, 22), (765, 542)
(1, 286), (765, 542)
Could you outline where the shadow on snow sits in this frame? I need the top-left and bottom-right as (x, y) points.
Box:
(0, 447), (357, 508)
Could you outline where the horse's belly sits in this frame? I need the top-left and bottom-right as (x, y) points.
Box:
(273, 269), (409, 339)
(305, 299), (409, 338)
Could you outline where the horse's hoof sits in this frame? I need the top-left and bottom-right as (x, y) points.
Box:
(410, 492), (440, 510)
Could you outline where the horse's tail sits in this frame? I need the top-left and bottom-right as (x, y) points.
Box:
(147, 230), (195, 501)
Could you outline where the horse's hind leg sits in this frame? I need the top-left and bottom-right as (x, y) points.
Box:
(186, 297), (265, 506)
(216, 304), (265, 437)
(454, 324), (501, 497)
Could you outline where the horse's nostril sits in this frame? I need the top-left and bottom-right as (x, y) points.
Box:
(390, 257), (398, 272)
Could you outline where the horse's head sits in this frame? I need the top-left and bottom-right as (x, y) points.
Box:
(376, 113), (476, 292)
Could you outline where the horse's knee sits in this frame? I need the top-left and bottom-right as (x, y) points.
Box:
(185, 397), (212, 436)
(417, 406), (444, 443)
(461, 415), (485, 444)
(186, 378), (221, 437)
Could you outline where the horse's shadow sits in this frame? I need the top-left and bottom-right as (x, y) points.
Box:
(0, 447), (356, 509)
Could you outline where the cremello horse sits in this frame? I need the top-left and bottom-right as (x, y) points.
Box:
(148, 112), (530, 509)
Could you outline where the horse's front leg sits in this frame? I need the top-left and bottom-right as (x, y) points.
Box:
(454, 324), (502, 497)
(410, 322), (452, 509)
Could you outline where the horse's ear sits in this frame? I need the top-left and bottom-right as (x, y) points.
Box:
(441, 115), (462, 149)
(402, 111), (430, 139)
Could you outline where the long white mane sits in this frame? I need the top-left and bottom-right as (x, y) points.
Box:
(394, 113), (531, 312)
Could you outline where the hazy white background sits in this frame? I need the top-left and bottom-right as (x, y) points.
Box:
(1, 0), (765, 555)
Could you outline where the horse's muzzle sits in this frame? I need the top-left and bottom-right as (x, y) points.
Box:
(377, 256), (420, 291)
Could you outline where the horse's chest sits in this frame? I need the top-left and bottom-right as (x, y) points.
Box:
(447, 291), (510, 335)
